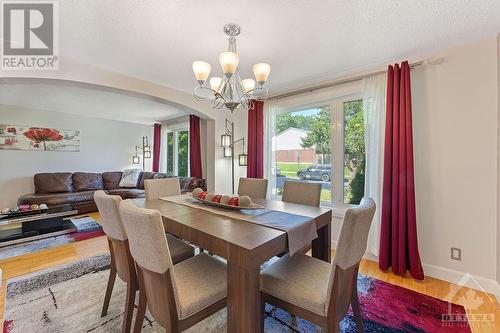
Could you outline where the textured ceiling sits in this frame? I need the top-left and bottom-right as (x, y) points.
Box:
(0, 83), (187, 124)
(58, 0), (500, 94)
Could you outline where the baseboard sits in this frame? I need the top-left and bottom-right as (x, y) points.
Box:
(331, 240), (500, 297)
(422, 263), (500, 298)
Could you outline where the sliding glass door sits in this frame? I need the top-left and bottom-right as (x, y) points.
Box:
(166, 128), (189, 177)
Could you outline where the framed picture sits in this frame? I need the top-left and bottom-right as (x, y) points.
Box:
(0, 125), (80, 152)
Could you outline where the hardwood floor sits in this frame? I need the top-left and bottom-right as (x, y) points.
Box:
(0, 212), (499, 332)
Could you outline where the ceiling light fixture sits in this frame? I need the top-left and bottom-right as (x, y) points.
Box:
(192, 23), (271, 112)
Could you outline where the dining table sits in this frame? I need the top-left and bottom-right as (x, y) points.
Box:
(135, 197), (332, 333)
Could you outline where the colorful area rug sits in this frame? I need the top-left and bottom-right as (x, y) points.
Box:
(2, 254), (471, 332)
(0, 217), (104, 260)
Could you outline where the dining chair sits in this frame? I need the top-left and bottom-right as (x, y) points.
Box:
(144, 178), (181, 200)
(281, 180), (322, 207)
(119, 199), (228, 333)
(144, 177), (202, 256)
(94, 191), (195, 333)
(237, 177), (268, 199)
(94, 190), (139, 333)
(280, 180), (322, 254)
(260, 197), (376, 333)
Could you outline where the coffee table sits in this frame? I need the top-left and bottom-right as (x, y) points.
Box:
(0, 205), (78, 247)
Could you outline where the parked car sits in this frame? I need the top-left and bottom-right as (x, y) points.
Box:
(297, 164), (331, 182)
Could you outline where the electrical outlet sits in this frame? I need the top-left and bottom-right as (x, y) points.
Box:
(451, 247), (462, 261)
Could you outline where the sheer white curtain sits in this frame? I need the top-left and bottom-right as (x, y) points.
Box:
(158, 121), (169, 173)
(363, 73), (387, 257)
(263, 100), (279, 199)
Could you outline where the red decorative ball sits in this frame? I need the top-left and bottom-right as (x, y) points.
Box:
(199, 191), (208, 199)
(212, 194), (222, 203)
(228, 196), (239, 206)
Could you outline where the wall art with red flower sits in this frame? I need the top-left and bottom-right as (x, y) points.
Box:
(0, 125), (80, 151)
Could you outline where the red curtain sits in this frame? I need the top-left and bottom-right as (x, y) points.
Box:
(379, 61), (424, 280)
(247, 100), (264, 178)
(189, 115), (203, 178)
(152, 123), (161, 172)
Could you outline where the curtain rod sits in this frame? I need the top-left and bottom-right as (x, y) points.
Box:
(269, 60), (425, 101)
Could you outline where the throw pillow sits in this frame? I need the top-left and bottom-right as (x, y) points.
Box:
(119, 169), (142, 188)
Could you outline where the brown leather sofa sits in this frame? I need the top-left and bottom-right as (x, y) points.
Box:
(18, 171), (206, 214)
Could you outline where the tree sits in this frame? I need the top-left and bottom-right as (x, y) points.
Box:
(343, 100), (365, 203)
(275, 112), (314, 134)
(300, 106), (331, 163)
(177, 130), (189, 177)
(344, 100), (365, 172)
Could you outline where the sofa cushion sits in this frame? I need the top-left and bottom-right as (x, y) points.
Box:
(137, 172), (171, 189)
(72, 172), (104, 192)
(119, 169), (142, 188)
(102, 172), (122, 190)
(108, 188), (145, 199)
(179, 177), (204, 192)
(18, 190), (101, 206)
(34, 173), (73, 194)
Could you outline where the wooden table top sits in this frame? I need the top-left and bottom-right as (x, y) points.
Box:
(136, 198), (331, 252)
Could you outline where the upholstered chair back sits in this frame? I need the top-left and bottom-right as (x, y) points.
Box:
(237, 178), (268, 199)
(327, 197), (376, 310)
(119, 199), (174, 274)
(119, 200), (180, 325)
(94, 190), (127, 241)
(144, 178), (181, 200)
(282, 181), (322, 207)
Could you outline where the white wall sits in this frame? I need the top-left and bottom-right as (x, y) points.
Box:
(411, 38), (498, 291)
(497, 33), (500, 286)
(213, 108), (248, 194)
(0, 104), (152, 207)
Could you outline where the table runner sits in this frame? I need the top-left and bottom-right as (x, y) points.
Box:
(160, 195), (318, 255)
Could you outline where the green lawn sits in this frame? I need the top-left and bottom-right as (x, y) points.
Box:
(277, 162), (331, 203)
(276, 162), (312, 178)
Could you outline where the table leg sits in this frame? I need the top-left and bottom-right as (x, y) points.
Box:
(312, 220), (331, 262)
(227, 262), (262, 333)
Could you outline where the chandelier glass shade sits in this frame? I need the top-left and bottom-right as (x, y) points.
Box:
(192, 24), (271, 112)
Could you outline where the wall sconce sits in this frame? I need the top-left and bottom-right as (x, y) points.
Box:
(221, 134), (232, 147)
(132, 146), (140, 164)
(143, 137), (151, 159)
(133, 136), (151, 170)
(221, 119), (247, 193)
(238, 152), (247, 166)
(223, 147), (232, 158)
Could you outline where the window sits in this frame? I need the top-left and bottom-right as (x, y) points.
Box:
(165, 128), (189, 177)
(343, 100), (365, 204)
(271, 98), (365, 207)
(273, 106), (332, 206)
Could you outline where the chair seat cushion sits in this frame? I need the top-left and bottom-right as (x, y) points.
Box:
(173, 253), (227, 319)
(166, 234), (195, 264)
(261, 253), (332, 316)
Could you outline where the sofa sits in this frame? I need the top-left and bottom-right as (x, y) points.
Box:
(18, 171), (206, 214)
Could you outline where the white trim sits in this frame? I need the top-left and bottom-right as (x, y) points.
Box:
(330, 238), (500, 297)
(422, 263), (500, 297)
(165, 126), (190, 177)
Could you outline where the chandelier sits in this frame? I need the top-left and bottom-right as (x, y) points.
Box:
(192, 23), (271, 112)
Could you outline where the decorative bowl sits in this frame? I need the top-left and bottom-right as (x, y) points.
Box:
(188, 193), (264, 210)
